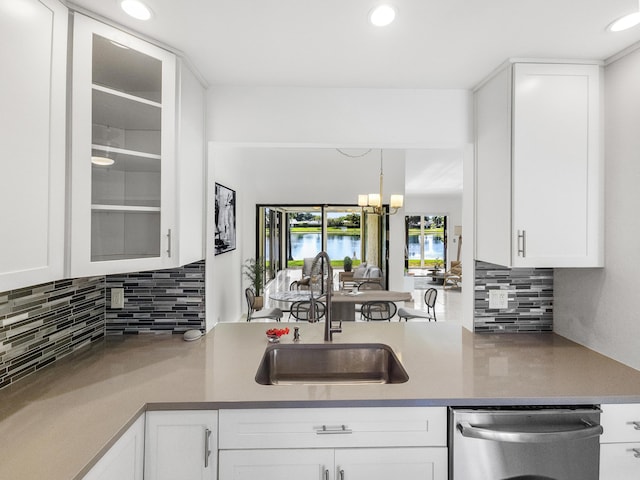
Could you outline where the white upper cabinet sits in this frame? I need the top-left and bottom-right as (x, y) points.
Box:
(70, 14), (177, 276)
(475, 61), (603, 268)
(0, 0), (67, 292)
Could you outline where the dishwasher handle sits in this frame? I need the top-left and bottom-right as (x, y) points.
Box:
(457, 421), (603, 443)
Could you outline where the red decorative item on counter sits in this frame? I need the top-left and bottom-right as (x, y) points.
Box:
(266, 327), (289, 337)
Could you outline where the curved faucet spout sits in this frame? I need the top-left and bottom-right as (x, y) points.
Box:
(311, 252), (341, 341)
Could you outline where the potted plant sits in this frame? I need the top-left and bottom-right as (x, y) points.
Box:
(244, 257), (265, 310)
(343, 256), (353, 272)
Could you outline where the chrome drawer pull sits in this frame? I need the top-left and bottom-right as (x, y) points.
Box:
(517, 230), (527, 257)
(631, 448), (640, 458)
(204, 428), (212, 468)
(339, 468), (345, 480)
(324, 468), (329, 480)
(315, 424), (353, 435)
(628, 420), (640, 430)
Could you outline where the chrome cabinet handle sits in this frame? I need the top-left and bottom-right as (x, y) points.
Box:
(517, 230), (526, 257)
(315, 424), (352, 435)
(324, 468), (329, 480)
(457, 420), (603, 443)
(627, 420), (640, 430)
(166, 229), (172, 258)
(632, 448), (640, 459)
(339, 468), (345, 480)
(204, 428), (212, 468)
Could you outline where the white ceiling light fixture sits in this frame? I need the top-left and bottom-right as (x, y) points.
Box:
(608, 1), (640, 32)
(369, 4), (396, 27)
(120, 0), (153, 21)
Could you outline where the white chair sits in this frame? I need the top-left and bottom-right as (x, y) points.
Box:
(245, 288), (283, 322)
(398, 288), (437, 322)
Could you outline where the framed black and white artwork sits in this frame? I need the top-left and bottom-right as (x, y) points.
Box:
(214, 183), (236, 255)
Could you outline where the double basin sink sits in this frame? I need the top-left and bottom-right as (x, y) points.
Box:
(255, 343), (409, 385)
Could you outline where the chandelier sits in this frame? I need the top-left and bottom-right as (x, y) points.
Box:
(357, 149), (404, 216)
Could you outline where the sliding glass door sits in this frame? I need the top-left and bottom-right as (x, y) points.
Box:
(257, 205), (365, 275)
(405, 215), (447, 270)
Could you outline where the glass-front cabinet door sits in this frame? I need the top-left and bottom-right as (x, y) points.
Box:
(70, 14), (176, 276)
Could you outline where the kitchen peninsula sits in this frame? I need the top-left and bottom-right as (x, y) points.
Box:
(2, 322), (640, 479)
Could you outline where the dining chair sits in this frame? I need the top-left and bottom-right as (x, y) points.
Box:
(361, 300), (397, 322)
(398, 288), (437, 322)
(289, 300), (326, 322)
(357, 280), (383, 291)
(245, 288), (283, 322)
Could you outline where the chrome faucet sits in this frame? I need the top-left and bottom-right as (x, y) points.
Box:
(311, 251), (342, 341)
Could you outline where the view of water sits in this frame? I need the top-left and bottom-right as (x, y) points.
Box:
(407, 233), (445, 260)
(289, 233), (362, 260)
(285, 232), (444, 260)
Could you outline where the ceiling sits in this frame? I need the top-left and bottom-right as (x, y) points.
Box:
(69, 0), (640, 89)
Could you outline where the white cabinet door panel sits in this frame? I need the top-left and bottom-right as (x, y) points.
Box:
(600, 443), (640, 480)
(70, 14), (177, 277)
(219, 449), (333, 480)
(0, 0), (66, 291)
(145, 410), (217, 480)
(512, 63), (600, 267)
(335, 448), (447, 480)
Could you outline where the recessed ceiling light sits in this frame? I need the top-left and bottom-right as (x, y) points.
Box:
(120, 0), (152, 21)
(369, 4), (396, 27)
(608, 11), (640, 32)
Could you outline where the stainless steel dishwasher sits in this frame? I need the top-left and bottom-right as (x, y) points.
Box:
(450, 406), (603, 480)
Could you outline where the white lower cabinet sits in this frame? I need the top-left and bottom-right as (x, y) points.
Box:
(145, 410), (218, 480)
(219, 447), (446, 480)
(600, 404), (640, 479)
(335, 448), (446, 480)
(83, 415), (145, 480)
(218, 407), (447, 480)
(219, 449), (334, 479)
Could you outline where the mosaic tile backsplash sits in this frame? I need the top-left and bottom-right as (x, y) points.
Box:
(474, 260), (553, 333)
(0, 276), (105, 389)
(105, 260), (205, 335)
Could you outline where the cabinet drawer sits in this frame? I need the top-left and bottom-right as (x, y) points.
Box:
(601, 404), (640, 443)
(219, 407), (446, 449)
(600, 443), (640, 479)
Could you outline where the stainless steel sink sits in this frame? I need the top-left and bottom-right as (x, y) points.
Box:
(255, 343), (409, 385)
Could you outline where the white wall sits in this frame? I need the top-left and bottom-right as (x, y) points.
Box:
(206, 87), (473, 326)
(554, 47), (640, 370)
(206, 145), (245, 329)
(207, 87), (471, 147)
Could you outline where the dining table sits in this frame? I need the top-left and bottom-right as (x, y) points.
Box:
(331, 290), (413, 321)
(268, 290), (312, 314)
(269, 289), (412, 321)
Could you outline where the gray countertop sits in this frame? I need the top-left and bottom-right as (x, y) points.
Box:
(1, 322), (640, 479)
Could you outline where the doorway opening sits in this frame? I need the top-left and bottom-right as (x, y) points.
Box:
(405, 215), (447, 271)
